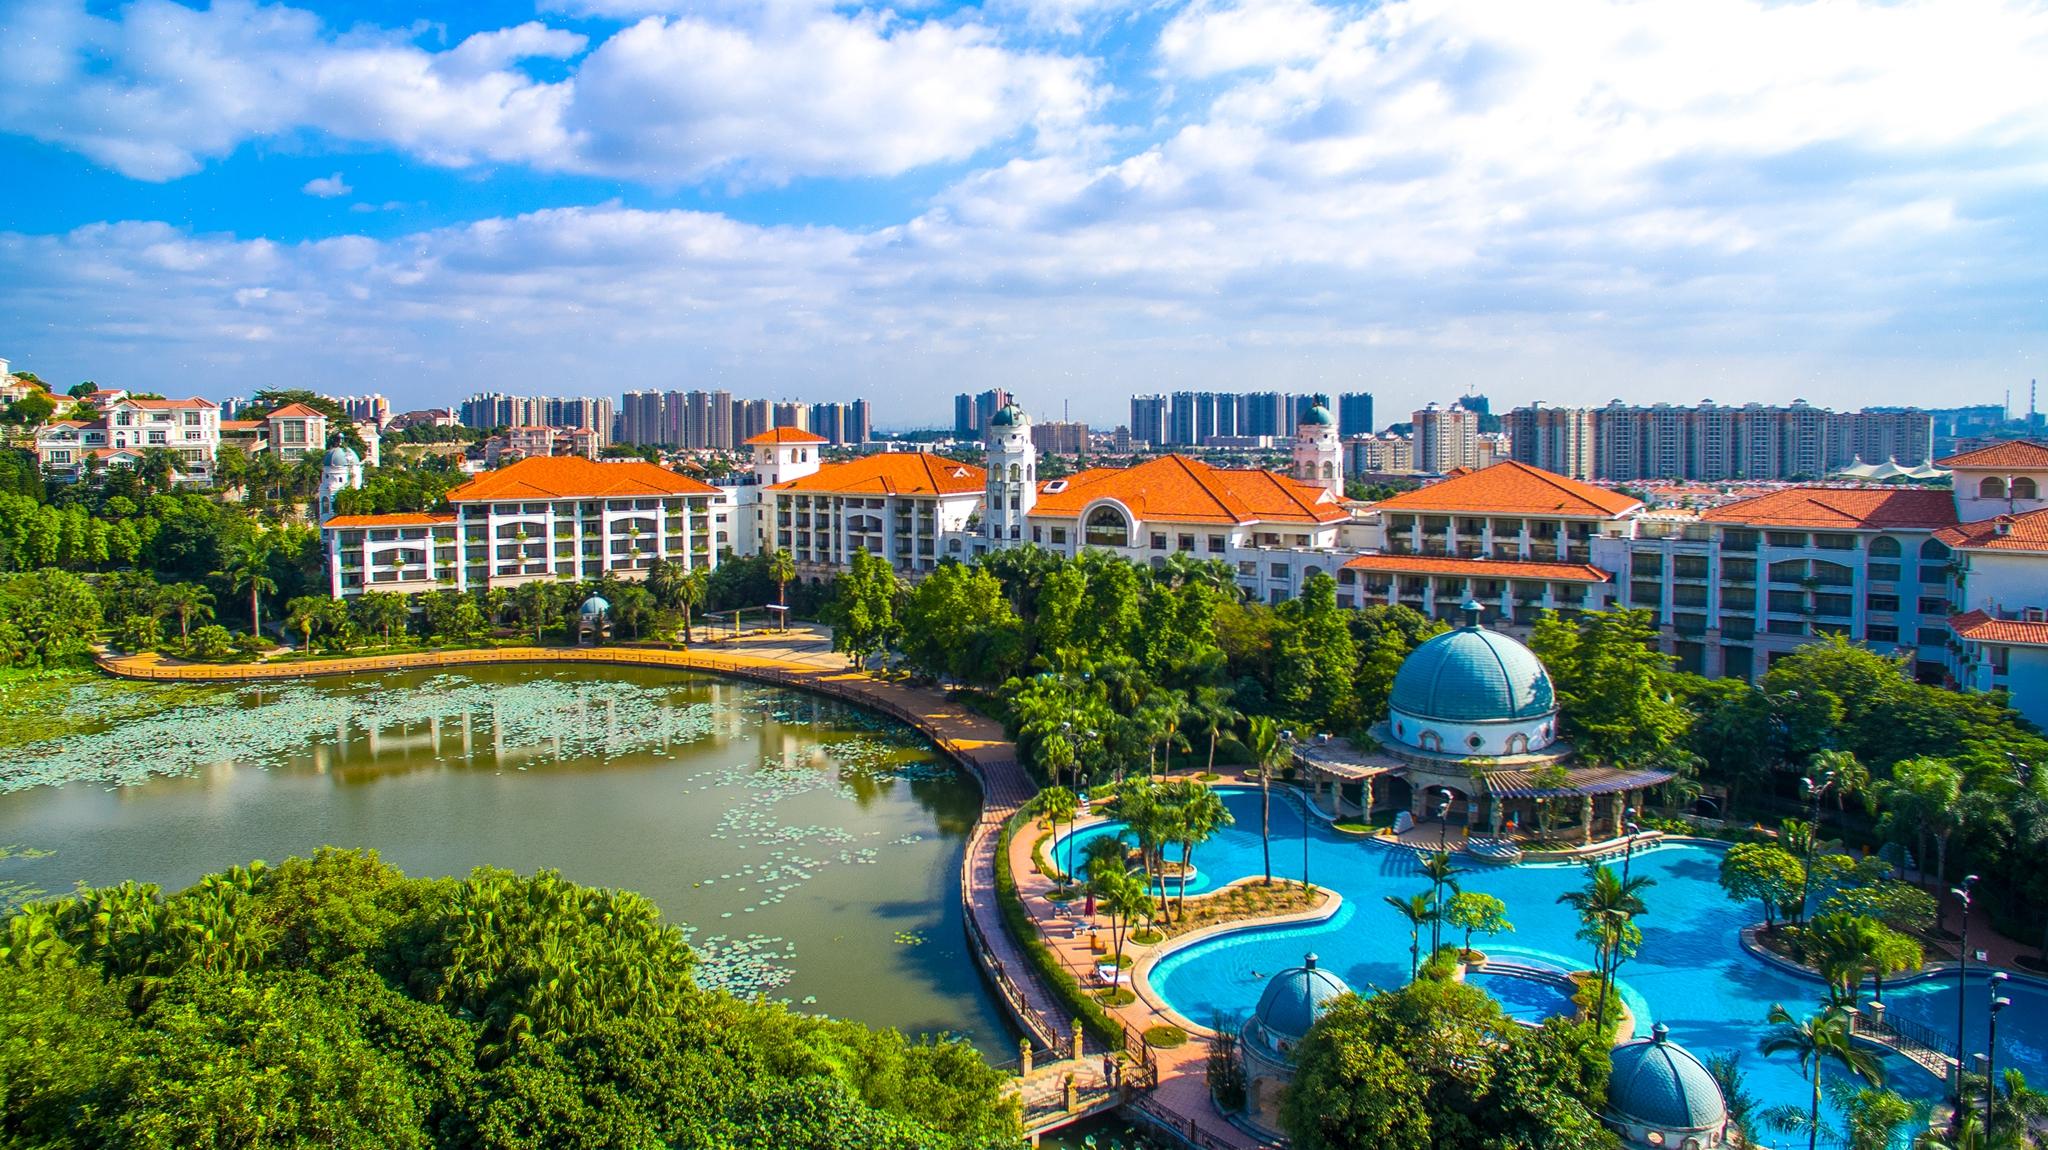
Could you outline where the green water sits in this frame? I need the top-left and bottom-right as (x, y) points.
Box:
(0, 665), (1010, 1046)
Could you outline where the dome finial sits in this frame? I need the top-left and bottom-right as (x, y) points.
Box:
(1304, 952), (1317, 970)
(1461, 599), (1484, 628)
(1651, 1022), (1669, 1044)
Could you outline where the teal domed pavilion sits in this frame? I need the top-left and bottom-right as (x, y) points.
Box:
(1238, 953), (1352, 1138)
(1603, 1024), (1734, 1148)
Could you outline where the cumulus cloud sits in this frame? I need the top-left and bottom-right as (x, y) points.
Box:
(301, 172), (351, 197)
(1156, 0), (1336, 77)
(0, 0), (1097, 185)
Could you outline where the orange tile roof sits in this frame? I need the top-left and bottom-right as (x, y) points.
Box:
(1934, 508), (2048, 552)
(1702, 487), (1959, 530)
(265, 402), (327, 419)
(1029, 455), (1347, 526)
(448, 456), (720, 501)
(1370, 461), (1642, 518)
(771, 453), (983, 496)
(119, 397), (217, 410)
(219, 419), (265, 431)
(1936, 440), (2048, 469)
(1949, 610), (2048, 646)
(1341, 554), (1612, 583)
(323, 512), (459, 528)
(745, 426), (829, 445)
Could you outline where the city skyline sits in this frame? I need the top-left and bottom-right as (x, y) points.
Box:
(3, 1), (2045, 422)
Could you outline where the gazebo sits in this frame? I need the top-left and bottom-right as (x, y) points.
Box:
(1294, 602), (1672, 846)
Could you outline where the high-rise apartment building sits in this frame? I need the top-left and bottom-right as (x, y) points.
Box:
(1337, 393), (1374, 438)
(1412, 402), (1481, 473)
(1504, 403), (1595, 480)
(1575, 400), (1930, 482)
(1238, 392), (1283, 437)
(1130, 394), (1169, 445)
(328, 394), (391, 427)
(613, 392), (863, 449)
(772, 401), (810, 436)
(951, 389), (1011, 438)
(810, 401), (871, 446)
(1030, 421), (1090, 455)
(954, 393), (977, 439)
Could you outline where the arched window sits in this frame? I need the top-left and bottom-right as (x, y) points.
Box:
(1084, 505), (1131, 548)
(1322, 461), (1335, 479)
(1920, 538), (1951, 560)
(1980, 477), (2007, 499)
(1869, 536), (1901, 558)
(1505, 734), (1529, 755)
(1418, 731), (1444, 752)
(1008, 463), (1020, 483)
(2014, 477), (2039, 499)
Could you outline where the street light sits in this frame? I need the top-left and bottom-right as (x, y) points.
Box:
(1435, 795), (1453, 851)
(1952, 874), (1981, 1107)
(1800, 770), (1837, 828)
(1620, 806), (1642, 884)
(1987, 992), (2012, 1123)
(1282, 730), (1308, 890)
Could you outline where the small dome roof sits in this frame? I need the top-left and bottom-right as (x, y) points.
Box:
(579, 595), (611, 616)
(1389, 604), (1554, 723)
(1300, 404), (1334, 427)
(322, 444), (360, 468)
(1607, 1024), (1727, 1133)
(1250, 953), (1351, 1046)
(988, 403), (1027, 428)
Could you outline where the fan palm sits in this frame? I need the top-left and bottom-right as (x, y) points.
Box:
(1037, 785), (1079, 891)
(768, 548), (796, 621)
(1188, 686), (1240, 777)
(1169, 781), (1233, 920)
(1245, 716), (1283, 885)
(213, 539), (276, 637)
(1419, 851), (1465, 954)
(153, 582), (214, 641)
(1759, 1003), (1884, 1150)
(1557, 863), (1654, 1031)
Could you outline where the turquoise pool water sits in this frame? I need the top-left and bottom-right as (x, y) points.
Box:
(1059, 787), (2047, 1147)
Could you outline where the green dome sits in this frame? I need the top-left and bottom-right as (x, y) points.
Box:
(988, 403), (1025, 428)
(1250, 953), (1350, 1048)
(1606, 1025), (1726, 1132)
(1388, 610), (1554, 722)
(1300, 404), (1334, 427)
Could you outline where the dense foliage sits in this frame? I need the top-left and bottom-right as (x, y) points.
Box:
(0, 850), (1018, 1149)
(1281, 976), (1618, 1150)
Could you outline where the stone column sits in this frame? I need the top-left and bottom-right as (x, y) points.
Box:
(1581, 795), (1594, 845)
(1020, 1040), (1032, 1077)
(1070, 1020), (1084, 1062)
(1063, 1073), (1077, 1114)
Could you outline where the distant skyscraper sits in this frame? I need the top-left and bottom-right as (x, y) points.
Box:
(954, 393), (977, 438)
(772, 401), (810, 433)
(1130, 394), (1169, 445)
(847, 399), (871, 445)
(1504, 403), (1595, 480)
(809, 402), (846, 445)
(1238, 392), (1283, 437)
(1581, 400), (1920, 481)
(1412, 402), (1481, 473)
(1031, 421), (1090, 454)
(1337, 393), (1374, 438)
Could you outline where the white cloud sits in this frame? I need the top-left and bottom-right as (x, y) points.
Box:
(301, 172), (351, 197)
(1157, 0), (1336, 77)
(565, 12), (1099, 184)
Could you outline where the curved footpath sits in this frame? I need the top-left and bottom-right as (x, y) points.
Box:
(97, 635), (1266, 1147)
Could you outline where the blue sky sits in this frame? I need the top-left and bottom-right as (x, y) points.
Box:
(3, 0), (2046, 428)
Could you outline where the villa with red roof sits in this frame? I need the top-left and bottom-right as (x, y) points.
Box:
(34, 395), (222, 484)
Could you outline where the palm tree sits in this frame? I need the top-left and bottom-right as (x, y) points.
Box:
(213, 539), (275, 637)
(1759, 1003), (1884, 1150)
(1169, 781), (1233, 920)
(285, 595), (328, 651)
(352, 592), (410, 645)
(1097, 870), (1156, 980)
(1807, 912), (1889, 1007)
(1081, 832), (1130, 887)
(512, 580), (559, 643)
(1419, 851), (1464, 954)
(1557, 863), (1654, 1031)
(1868, 928), (1923, 1003)
(675, 569), (706, 645)
(1038, 785), (1079, 891)
(1385, 892), (1435, 982)
(1245, 716), (1284, 885)
(767, 548), (796, 625)
(1189, 686), (1240, 778)
(153, 582), (214, 641)
(644, 557), (685, 609)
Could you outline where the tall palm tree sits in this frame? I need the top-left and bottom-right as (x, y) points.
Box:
(1098, 870), (1156, 980)
(285, 595), (328, 651)
(1808, 912), (1889, 1007)
(512, 580), (559, 643)
(153, 582), (214, 641)
(1038, 786), (1079, 891)
(675, 569), (706, 645)
(767, 548), (796, 625)
(1245, 716), (1284, 885)
(213, 539), (275, 637)
(1385, 892), (1435, 982)
(1170, 781), (1233, 920)
(1189, 686), (1240, 777)
(1081, 833), (1130, 887)
(1557, 863), (1654, 1031)
(1419, 851), (1465, 954)
(1760, 1003), (1885, 1150)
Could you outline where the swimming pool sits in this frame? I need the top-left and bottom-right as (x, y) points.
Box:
(1058, 786), (2047, 1147)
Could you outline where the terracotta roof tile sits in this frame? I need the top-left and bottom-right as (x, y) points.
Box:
(1936, 440), (2048, 469)
(771, 453), (983, 496)
(1934, 508), (2048, 552)
(1370, 461), (1641, 518)
(1341, 554), (1612, 583)
(745, 426), (829, 445)
(324, 512), (459, 528)
(1029, 455), (1347, 526)
(1949, 609), (2048, 646)
(449, 456), (721, 501)
(265, 402), (327, 418)
(219, 419), (265, 431)
(1701, 487), (1959, 530)
(120, 397), (217, 410)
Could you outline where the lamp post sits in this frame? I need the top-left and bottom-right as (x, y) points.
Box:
(1436, 795), (1452, 851)
(1282, 730), (1308, 890)
(1620, 807), (1642, 884)
(1952, 874), (1980, 1107)
(1987, 987), (2011, 1124)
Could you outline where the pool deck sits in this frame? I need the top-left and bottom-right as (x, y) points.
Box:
(97, 631), (1273, 1148)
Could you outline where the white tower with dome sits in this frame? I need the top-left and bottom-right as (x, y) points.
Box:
(316, 443), (363, 524)
(1292, 397), (1343, 498)
(983, 402), (1036, 542)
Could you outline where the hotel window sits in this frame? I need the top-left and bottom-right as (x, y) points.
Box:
(1767, 619), (1806, 636)
(1208, 535), (1226, 552)
(1917, 596), (1949, 616)
(1052, 527), (1067, 545)
(1766, 531), (1807, 548)
(1177, 534), (1195, 551)
(1867, 594), (1900, 613)
(1270, 563), (1289, 578)
(1917, 627), (1948, 646)
(1151, 533), (1168, 550)
(1867, 625), (1900, 643)
(1868, 563), (1901, 582)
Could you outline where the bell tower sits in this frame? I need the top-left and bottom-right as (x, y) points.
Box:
(984, 403), (1036, 542)
(1293, 395), (1342, 498)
